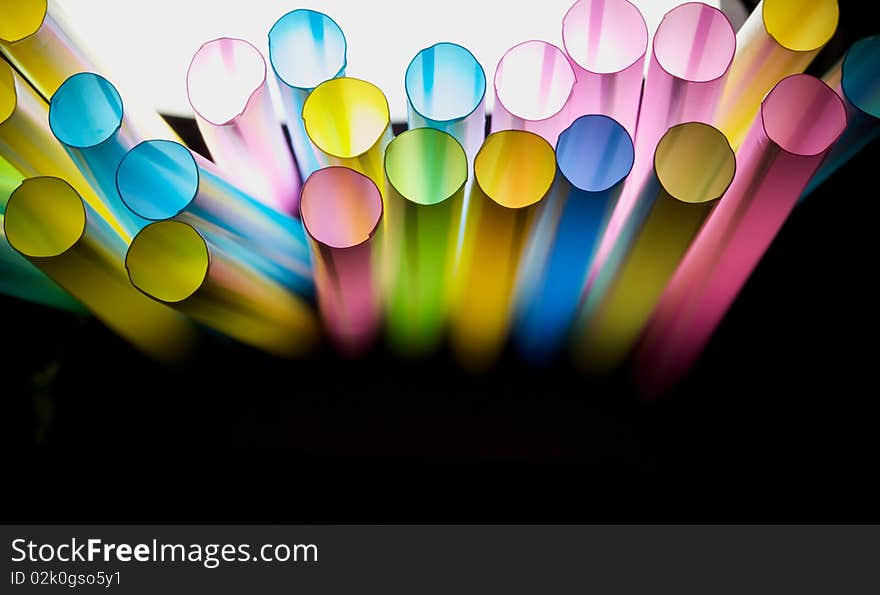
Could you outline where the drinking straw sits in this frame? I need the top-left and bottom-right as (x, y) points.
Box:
(636, 74), (846, 395)
(4, 176), (197, 362)
(300, 167), (384, 357)
(561, 0), (648, 139)
(383, 128), (468, 356)
(0, 0), (176, 140)
(126, 220), (318, 359)
(115, 139), (312, 295)
(450, 130), (557, 370)
(302, 77), (393, 193)
(1, 59), (123, 238)
(268, 9), (347, 179)
(187, 37), (300, 215)
(574, 122), (735, 372)
(514, 115), (633, 365)
(583, 2), (735, 323)
(49, 72), (148, 240)
(805, 35), (880, 196)
(716, 0), (839, 148)
(491, 40), (576, 146)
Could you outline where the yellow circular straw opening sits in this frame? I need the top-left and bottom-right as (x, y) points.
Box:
(126, 221), (210, 304)
(0, 0), (47, 43)
(763, 0), (839, 52)
(4, 177), (86, 258)
(302, 77), (390, 159)
(385, 129), (468, 206)
(474, 130), (556, 209)
(654, 122), (736, 204)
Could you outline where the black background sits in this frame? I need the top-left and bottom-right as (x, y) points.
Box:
(3, 1), (878, 522)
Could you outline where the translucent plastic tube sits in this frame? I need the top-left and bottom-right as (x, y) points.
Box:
(49, 72), (148, 240)
(716, 0), (839, 148)
(450, 130), (557, 370)
(805, 34), (880, 196)
(126, 220), (318, 359)
(4, 176), (197, 362)
(383, 128), (468, 356)
(561, 0), (648, 139)
(583, 2), (735, 323)
(187, 37), (300, 215)
(300, 167), (384, 356)
(514, 115), (634, 365)
(491, 40), (576, 145)
(302, 77), (393, 193)
(0, 0), (176, 140)
(268, 9), (347, 179)
(637, 75), (846, 395)
(115, 139), (312, 295)
(574, 122), (735, 372)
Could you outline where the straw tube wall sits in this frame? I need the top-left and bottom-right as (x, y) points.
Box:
(115, 139), (312, 295)
(300, 167), (384, 357)
(49, 72), (148, 240)
(383, 128), (468, 356)
(637, 74), (846, 395)
(4, 176), (197, 362)
(187, 37), (300, 215)
(561, 0), (648, 139)
(268, 9), (347, 180)
(127, 220), (317, 359)
(575, 122), (736, 373)
(716, 0), (839, 148)
(450, 130), (557, 370)
(514, 115), (634, 365)
(302, 77), (393, 193)
(491, 40), (576, 146)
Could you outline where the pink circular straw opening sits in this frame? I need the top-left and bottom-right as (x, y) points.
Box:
(494, 40), (575, 122)
(186, 37), (267, 126)
(300, 167), (383, 249)
(761, 74), (847, 156)
(653, 2), (735, 83)
(562, 0), (648, 74)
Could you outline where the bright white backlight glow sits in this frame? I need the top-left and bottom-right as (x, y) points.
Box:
(186, 37), (266, 125)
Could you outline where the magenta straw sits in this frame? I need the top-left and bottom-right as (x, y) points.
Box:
(561, 0), (648, 138)
(636, 74), (846, 396)
(491, 40), (576, 145)
(583, 2), (735, 318)
(187, 38), (300, 215)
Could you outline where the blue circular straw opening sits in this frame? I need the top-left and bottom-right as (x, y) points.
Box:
(842, 35), (880, 119)
(49, 73), (123, 148)
(268, 9), (347, 90)
(556, 115), (634, 192)
(116, 140), (199, 221)
(405, 42), (486, 123)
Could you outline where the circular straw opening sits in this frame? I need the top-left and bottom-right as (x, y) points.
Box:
(300, 167), (383, 248)
(0, 0), (47, 43)
(474, 130), (556, 209)
(841, 35), (880, 119)
(385, 129), (468, 206)
(187, 38), (266, 126)
(117, 140), (200, 220)
(268, 9), (347, 90)
(556, 115), (634, 192)
(562, 0), (648, 74)
(302, 77), (390, 159)
(126, 221), (209, 303)
(49, 73), (123, 148)
(494, 41), (575, 122)
(4, 177), (86, 258)
(405, 42), (486, 123)
(654, 122), (735, 204)
(763, 0), (838, 52)
(653, 3), (735, 83)
(1, 60), (16, 124)
(761, 75), (846, 156)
